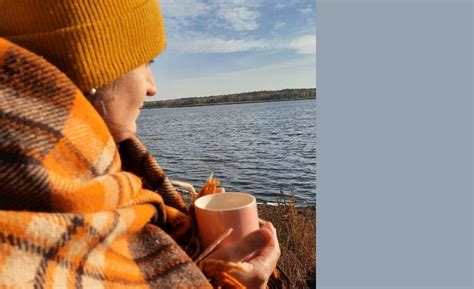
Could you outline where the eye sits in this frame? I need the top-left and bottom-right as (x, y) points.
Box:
(148, 59), (155, 65)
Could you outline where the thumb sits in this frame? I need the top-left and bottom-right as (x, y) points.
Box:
(207, 229), (272, 262)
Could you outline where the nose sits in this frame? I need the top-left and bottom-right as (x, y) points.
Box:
(146, 67), (157, 97)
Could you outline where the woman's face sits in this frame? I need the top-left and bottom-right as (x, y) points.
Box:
(90, 63), (157, 142)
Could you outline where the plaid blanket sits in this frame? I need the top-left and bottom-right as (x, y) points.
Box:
(0, 37), (228, 288)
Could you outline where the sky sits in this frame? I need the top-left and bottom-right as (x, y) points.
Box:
(149, 0), (316, 101)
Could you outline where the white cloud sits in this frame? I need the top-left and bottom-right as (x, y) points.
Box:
(161, 0), (262, 32)
(220, 7), (260, 31)
(159, 0), (210, 33)
(274, 0), (303, 9)
(168, 33), (316, 55)
(160, 1), (315, 55)
(288, 35), (316, 55)
(299, 7), (313, 14)
(214, 0), (262, 31)
(168, 35), (271, 53)
(273, 22), (286, 29)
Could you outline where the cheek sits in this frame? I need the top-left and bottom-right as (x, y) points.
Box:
(109, 69), (148, 118)
(122, 86), (145, 109)
(108, 93), (140, 124)
(129, 80), (147, 106)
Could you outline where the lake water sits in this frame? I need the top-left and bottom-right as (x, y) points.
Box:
(137, 99), (316, 205)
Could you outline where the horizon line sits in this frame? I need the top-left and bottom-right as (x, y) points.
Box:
(147, 87), (317, 102)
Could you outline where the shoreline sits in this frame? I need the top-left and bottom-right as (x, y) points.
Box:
(257, 201), (316, 208)
(143, 97), (315, 109)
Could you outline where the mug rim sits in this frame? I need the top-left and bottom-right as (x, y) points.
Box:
(194, 192), (256, 212)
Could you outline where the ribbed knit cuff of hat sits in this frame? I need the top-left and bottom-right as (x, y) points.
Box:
(1, 0), (166, 92)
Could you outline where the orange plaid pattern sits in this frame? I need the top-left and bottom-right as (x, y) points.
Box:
(0, 38), (215, 288)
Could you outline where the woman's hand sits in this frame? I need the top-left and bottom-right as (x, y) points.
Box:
(205, 222), (281, 289)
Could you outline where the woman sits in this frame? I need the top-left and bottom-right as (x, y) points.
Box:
(0, 0), (280, 288)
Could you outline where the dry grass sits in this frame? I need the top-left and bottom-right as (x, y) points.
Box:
(258, 192), (316, 288)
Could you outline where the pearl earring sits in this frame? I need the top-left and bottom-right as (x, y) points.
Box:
(89, 88), (97, 95)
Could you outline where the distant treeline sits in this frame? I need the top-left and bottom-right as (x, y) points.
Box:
(143, 88), (316, 108)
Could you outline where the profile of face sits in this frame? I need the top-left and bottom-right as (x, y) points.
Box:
(89, 63), (156, 142)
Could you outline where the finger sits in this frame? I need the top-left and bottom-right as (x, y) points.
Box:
(249, 244), (280, 273)
(260, 221), (273, 232)
(207, 228), (272, 262)
(259, 222), (278, 246)
(262, 222), (278, 238)
(250, 223), (280, 267)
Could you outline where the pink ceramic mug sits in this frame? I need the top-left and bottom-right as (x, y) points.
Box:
(194, 192), (259, 249)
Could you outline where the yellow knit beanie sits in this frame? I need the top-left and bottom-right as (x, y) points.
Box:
(0, 0), (166, 92)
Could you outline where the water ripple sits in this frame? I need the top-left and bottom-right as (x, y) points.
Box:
(137, 100), (316, 205)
